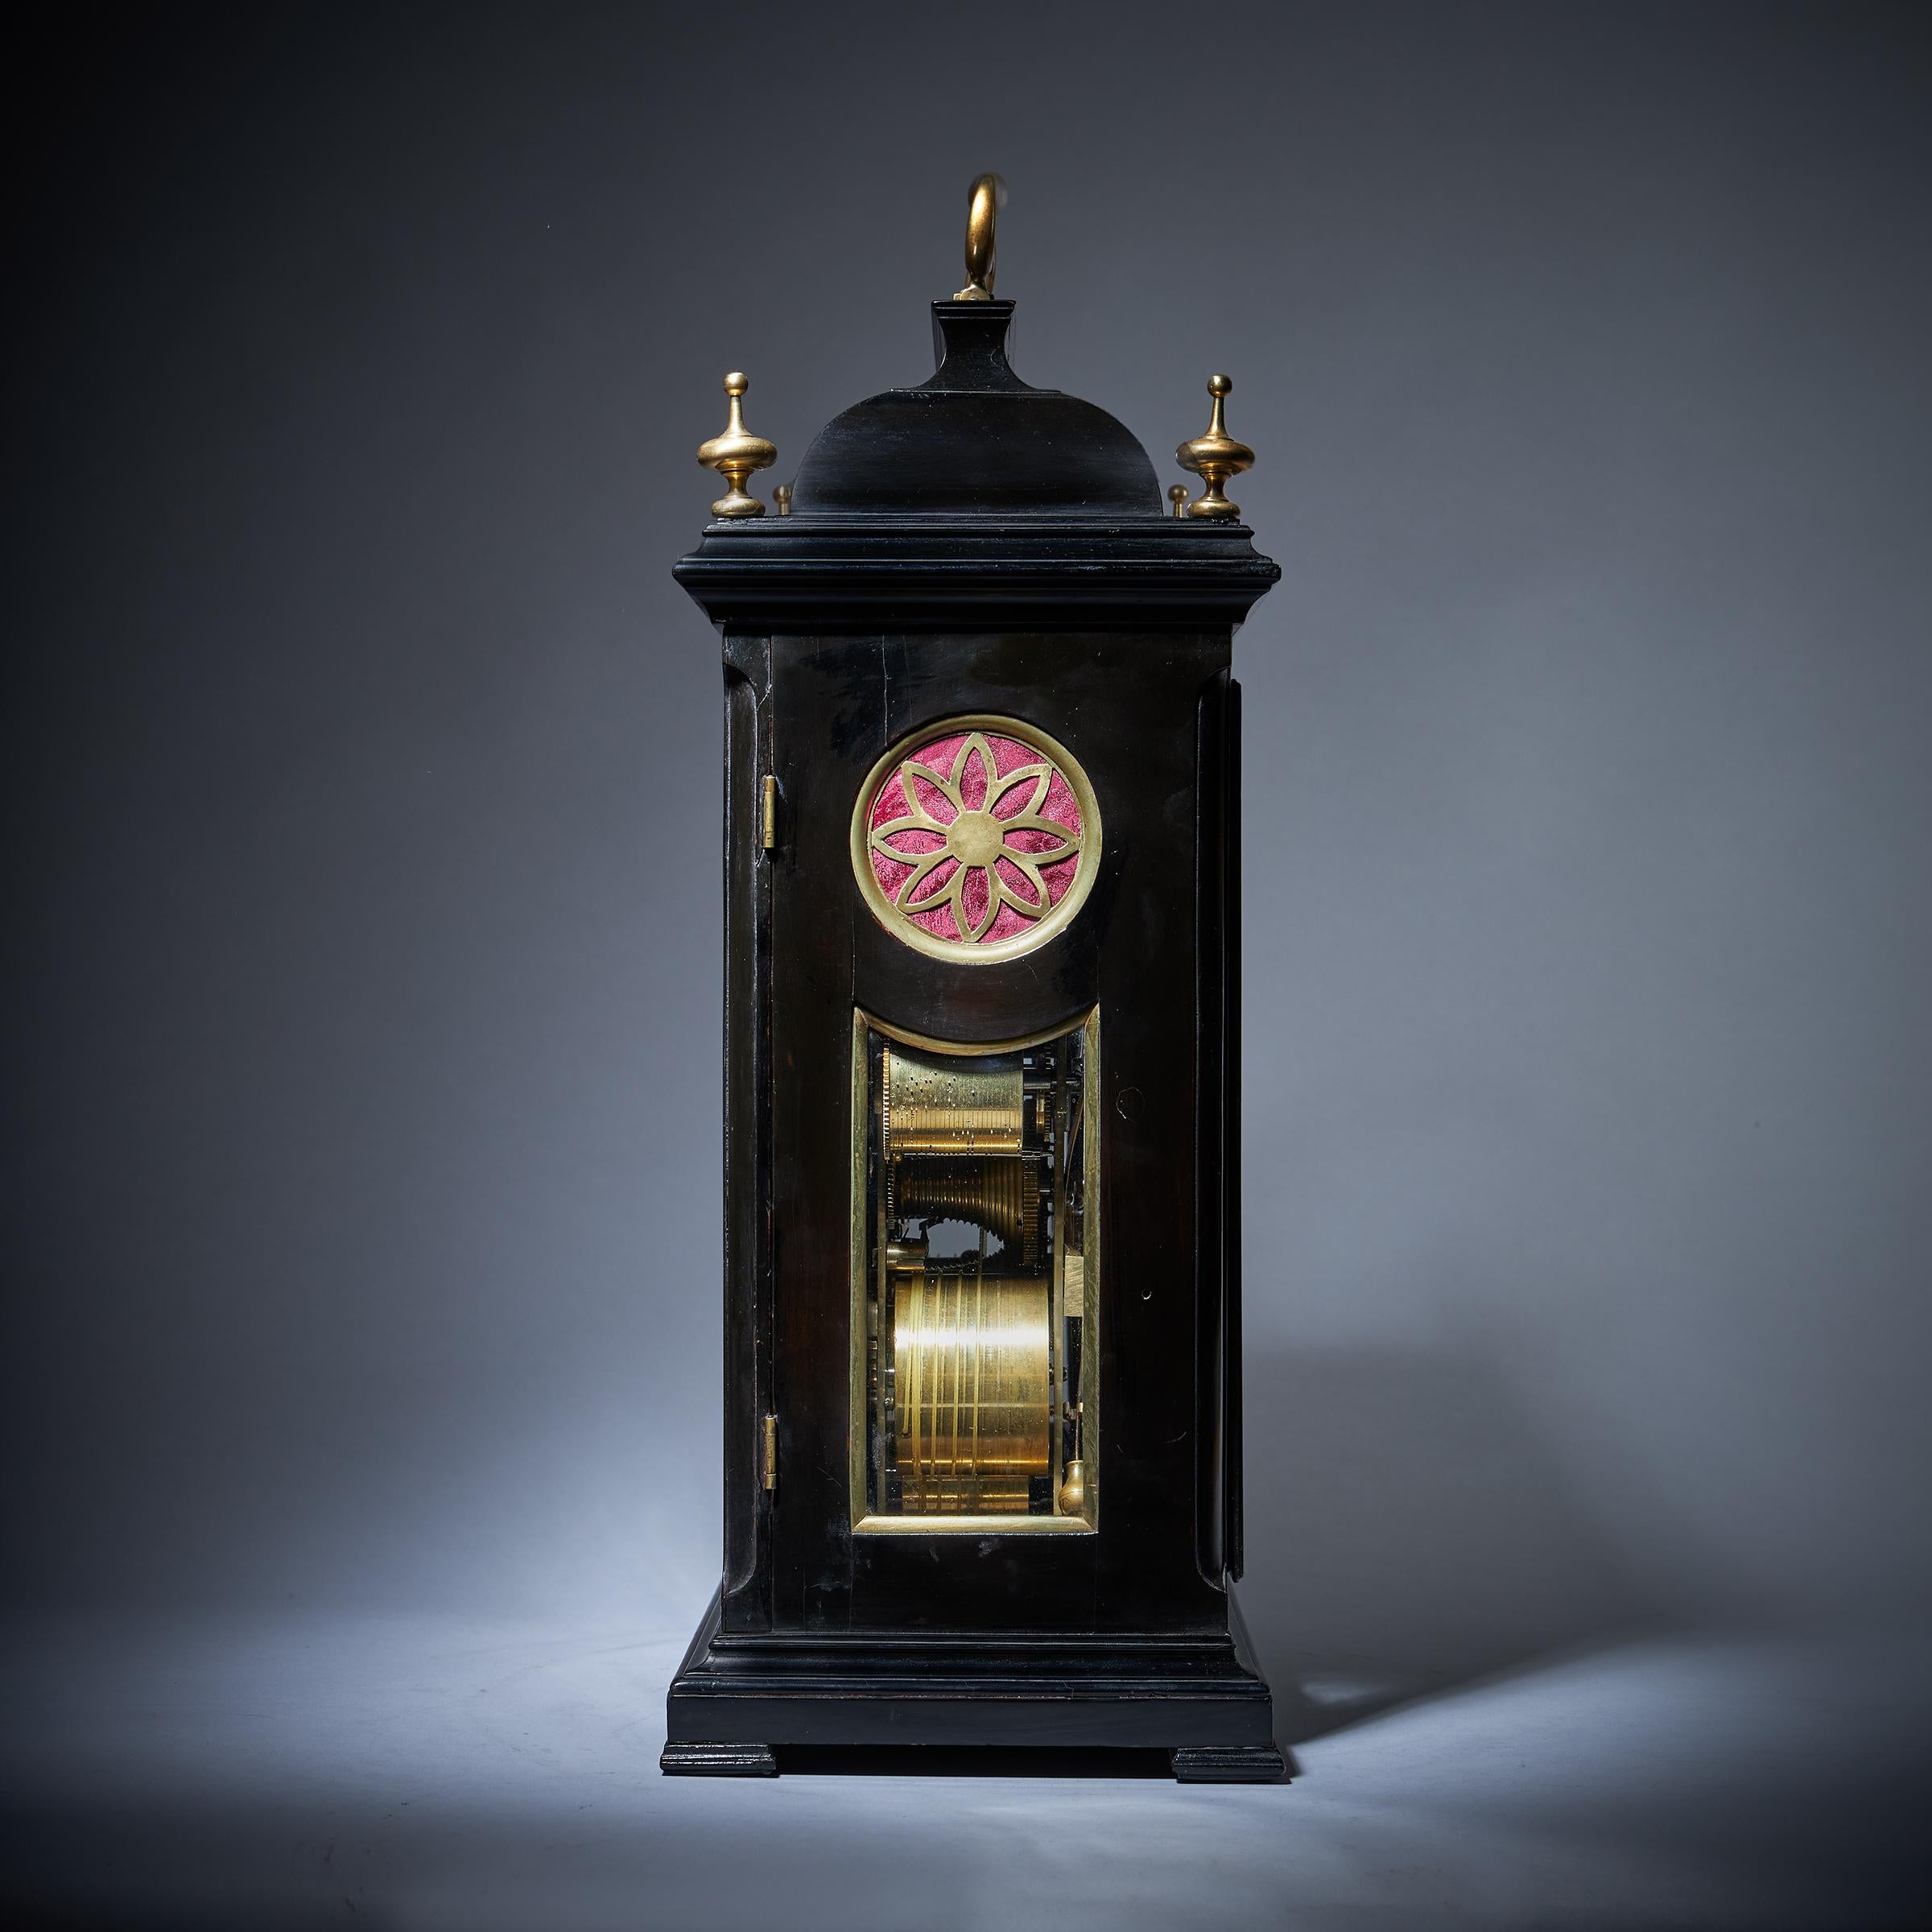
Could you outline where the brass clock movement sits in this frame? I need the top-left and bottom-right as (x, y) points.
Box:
(663, 177), (1284, 1781)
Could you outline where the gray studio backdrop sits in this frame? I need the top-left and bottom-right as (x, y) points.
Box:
(7, 2), (1930, 1699)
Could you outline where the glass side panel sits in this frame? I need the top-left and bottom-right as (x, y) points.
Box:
(852, 1013), (1097, 1531)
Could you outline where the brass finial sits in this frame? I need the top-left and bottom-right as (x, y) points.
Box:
(1174, 374), (1253, 522)
(1167, 483), (1191, 519)
(773, 482), (792, 518)
(952, 173), (1007, 301)
(696, 371), (777, 518)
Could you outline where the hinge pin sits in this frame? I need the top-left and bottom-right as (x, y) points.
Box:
(762, 1413), (778, 1492)
(761, 774), (778, 853)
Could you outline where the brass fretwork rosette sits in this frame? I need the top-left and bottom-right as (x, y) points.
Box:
(851, 717), (1101, 964)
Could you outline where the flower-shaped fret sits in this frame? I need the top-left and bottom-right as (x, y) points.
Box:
(857, 724), (1096, 956)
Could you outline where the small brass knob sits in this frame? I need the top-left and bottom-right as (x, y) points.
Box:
(1167, 483), (1191, 519)
(773, 482), (793, 518)
(696, 371), (777, 519)
(1174, 374), (1253, 522)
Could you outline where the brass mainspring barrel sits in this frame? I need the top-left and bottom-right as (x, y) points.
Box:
(893, 1267), (1051, 1513)
(881, 1045), (1026, 1156)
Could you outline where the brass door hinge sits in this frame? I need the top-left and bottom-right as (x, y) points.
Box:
(760, 775), (778, 853)
(762, 1413), (778, 1492)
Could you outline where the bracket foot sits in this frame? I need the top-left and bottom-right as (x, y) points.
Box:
(1170, 1744), (1289, 1784)
(661, 1740), (778, 1777)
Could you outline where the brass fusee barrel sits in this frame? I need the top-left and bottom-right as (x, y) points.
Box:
(881, 1045), (1025, 1155)
(890, 1155), (1040, 1260)
(893, 1270), (1051, 1513)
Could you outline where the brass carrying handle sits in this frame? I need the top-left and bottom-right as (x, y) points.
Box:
(953, 173), (1007, 301)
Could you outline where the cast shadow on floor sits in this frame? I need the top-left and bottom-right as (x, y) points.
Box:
(784, 1335), (1668, 1773)
(1234, 1336), (1669, 1749)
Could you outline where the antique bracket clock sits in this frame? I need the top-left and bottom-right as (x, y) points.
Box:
(663, 177), (1284, 1781)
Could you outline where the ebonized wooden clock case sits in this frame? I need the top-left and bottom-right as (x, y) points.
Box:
(663, 190), (1284, 1781)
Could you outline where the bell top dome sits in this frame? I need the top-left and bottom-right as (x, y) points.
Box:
(789, 303), (1162, 520)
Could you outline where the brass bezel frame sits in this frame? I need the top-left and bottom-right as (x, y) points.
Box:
(849, 714), (1103, 965)
(848, 1007), (1101, 1537)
